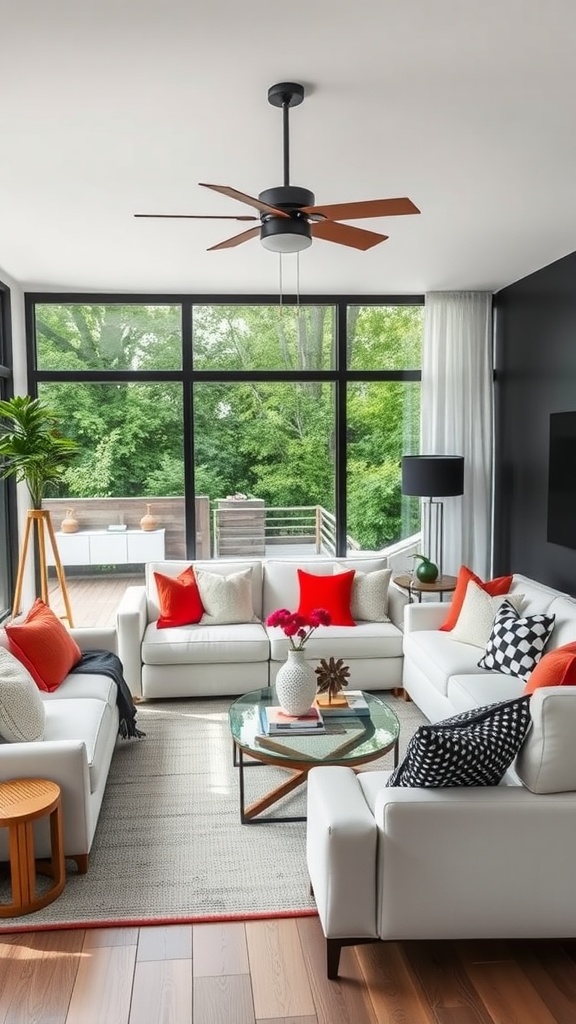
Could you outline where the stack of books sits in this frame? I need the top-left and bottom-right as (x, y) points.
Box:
(260, 705), (326, 736)
(314, 690), (371, 717)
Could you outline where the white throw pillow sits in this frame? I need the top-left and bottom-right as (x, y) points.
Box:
(194, 566), (258, 625)
(334, 565), (391, 622)
(0, 646), (45, 742)
(451, 580), (525, 648)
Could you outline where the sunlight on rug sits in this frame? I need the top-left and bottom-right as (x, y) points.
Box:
(0, 695), (426, 931)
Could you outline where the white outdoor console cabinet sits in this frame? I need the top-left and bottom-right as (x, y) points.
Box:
(46, 529), (165, 566)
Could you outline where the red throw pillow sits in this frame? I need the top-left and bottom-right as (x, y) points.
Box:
(523, 642), (576, 695)
(439, 565), (513, 632)
(297, 568), (356, 626)
(6, 598), (82, 692)
(154, 566), (204, 628)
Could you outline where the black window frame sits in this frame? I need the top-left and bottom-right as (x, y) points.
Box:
(26, 291), (424, 558)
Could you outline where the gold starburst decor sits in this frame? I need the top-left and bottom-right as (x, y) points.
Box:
(315, 657), (351, 702)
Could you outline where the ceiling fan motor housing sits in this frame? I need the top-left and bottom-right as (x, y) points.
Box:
(259, 185), (315, 213)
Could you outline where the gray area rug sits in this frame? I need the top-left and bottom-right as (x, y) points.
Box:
(0, 695), (426, 931)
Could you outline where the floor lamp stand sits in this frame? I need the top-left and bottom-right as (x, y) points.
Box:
(422, 498), (444, 578)
(12, 509), (75, 626)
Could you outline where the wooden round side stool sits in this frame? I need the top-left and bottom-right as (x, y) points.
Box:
(0, 778), (65, 917)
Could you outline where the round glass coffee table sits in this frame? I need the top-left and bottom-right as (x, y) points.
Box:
(229, 687), (400, 824)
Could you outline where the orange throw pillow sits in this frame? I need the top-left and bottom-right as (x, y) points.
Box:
(297, 568), (356, 626)
(439, 565), (513, 632)
(6, 598), (81, 692)
(523, 642), (576, 695)
(154, 566), (204, 628)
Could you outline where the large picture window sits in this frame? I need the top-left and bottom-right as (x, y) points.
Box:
(29, 295), (423, 565)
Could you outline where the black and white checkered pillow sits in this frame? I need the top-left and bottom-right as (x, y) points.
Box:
(386, 695), (532, 787)
(477, 600), (555, 681)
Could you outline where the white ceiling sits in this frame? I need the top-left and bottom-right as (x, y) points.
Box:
(2, 0), (576, 296)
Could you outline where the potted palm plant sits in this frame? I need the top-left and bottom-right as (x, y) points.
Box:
(0, 395), (78, 508)
(0, 395), (79, 619)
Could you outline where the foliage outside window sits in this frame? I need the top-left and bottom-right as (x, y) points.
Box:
(32, 299), (422, 556)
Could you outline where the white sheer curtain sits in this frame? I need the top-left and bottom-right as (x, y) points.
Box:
(421, 292), (493, 578)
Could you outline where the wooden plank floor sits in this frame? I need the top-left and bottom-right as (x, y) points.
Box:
(48, 573), (144, 628)
(1, 922), (576, 1023)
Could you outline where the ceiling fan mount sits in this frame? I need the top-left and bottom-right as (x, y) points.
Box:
(134, 81), (421, 253)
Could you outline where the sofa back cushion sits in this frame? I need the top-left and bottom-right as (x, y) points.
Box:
(262, 556), (388, 619)
(515, 687), (576, 793)
(508, 574), (564, 617)
(146, 560), (263, 622)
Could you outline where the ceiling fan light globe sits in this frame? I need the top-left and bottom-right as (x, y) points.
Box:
(260, 218), (312, 253)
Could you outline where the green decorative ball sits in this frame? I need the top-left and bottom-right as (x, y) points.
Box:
(413, 555), (439, 583)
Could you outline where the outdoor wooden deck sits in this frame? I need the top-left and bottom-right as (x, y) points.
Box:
(48, 573), (144, 628)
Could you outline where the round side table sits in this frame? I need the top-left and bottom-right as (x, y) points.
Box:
(393, 573), (458, 603)
(0, 778), (66, 917)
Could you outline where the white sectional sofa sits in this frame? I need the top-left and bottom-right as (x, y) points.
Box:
(117, 556), (408, 700)
(0, 627), (120, 872)
(306, 572), (576, 977)
(402, 573), (576, 721)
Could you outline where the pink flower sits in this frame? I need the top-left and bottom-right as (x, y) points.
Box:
(308, 608), (331, 627)
(265, 606), (331, 650)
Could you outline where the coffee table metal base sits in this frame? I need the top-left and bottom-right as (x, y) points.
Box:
(233, 736), (399, 824)
(235, 743), (310, 823)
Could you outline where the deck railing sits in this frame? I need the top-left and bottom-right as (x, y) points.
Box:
(212, 503), (362, 557)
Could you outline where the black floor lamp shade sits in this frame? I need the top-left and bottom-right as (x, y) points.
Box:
(401, 455), (464, 576)
(401, 456), (464, 498)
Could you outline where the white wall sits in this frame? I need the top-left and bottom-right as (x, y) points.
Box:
(0, 264), (35, 609)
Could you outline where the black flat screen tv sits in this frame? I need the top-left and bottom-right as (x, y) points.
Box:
(547, 411), (576, 549)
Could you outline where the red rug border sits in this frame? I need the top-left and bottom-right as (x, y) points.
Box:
(0, 907), (318, 935)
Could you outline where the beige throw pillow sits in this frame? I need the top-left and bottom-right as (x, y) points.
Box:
(0, 646), (46, 742)
(194, 566), (258, 625)
(334, 565), (391, 622)
(450, 579), (524, 648)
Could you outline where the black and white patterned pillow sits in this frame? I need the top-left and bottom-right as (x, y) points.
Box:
(386, 695), (532, 787)
(477, 600), (555, 681)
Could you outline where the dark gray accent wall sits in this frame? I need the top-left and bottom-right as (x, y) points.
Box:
(493, 250), (576, 594)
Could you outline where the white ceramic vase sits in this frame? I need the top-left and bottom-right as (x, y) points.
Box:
(275, 649), (317, 716)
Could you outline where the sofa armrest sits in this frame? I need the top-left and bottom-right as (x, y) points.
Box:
(116, 585), (147, 698)
(307, 766), (378, 940)
(387, 584), (409, 630)
(0, 740), (92, 854)
(71, 627), (118, 654)
(404, 600), (448, 633)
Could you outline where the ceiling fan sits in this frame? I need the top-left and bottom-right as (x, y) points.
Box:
(134, 82), (421, 253)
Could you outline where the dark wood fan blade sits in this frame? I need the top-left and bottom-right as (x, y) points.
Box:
(311, 221), (388, 251)
(303, 197), (420, 221)
(199, 183), (290, 218)
(134, 213), (258, 221)
(207, 226), (261, 251)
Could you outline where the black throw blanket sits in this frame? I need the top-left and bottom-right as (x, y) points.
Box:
(70, 650), (145, 739)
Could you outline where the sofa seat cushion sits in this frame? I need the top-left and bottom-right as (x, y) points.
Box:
(447, 673), (525, 714)
(41, 672), (118, 709)
(141, 621), (270, 666)
(43, 698), (115, 794)
(403, 631), (492, 697)
(266, 621), (403, 662)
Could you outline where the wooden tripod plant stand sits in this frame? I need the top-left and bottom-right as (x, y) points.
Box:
(12, 510), (74, 626)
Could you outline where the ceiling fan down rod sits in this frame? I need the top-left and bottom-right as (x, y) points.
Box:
(283, 99), (290, 187)
(268, 82), (304, 191)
